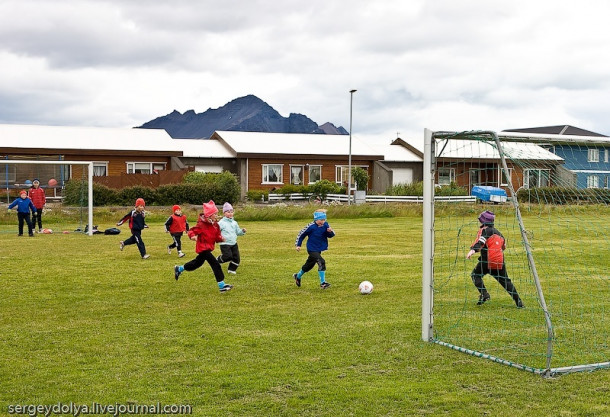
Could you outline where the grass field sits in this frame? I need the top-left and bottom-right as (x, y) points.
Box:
(1, 206), (609, 416)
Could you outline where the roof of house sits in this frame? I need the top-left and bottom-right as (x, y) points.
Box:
(502, 125), (607, 137)
(211, 131), (383, 159)
(172, 138), (235, 158)
(435, 139), (563, 161)
(380, 142), (422, 162)
(0, 124), (181, 154)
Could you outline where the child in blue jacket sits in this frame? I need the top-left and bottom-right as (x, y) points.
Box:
(8, 190), (37, 236)
(293, 210), (335, 289)
(217, 202), (246, 275)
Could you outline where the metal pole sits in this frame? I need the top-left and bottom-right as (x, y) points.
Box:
(348, 89), (356, 205)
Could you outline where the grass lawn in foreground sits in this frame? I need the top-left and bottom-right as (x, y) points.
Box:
(0, 213), (608, 416)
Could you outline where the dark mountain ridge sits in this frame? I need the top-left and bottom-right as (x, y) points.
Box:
(138, 94), (348, 138)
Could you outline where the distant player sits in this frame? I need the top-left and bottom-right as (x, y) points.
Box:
(165, 205), (189, 258)
(117, 198), (150, 259)
(8, 190), (37, 237)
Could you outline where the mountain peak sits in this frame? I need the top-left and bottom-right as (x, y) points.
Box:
(137, 95), (347, 138)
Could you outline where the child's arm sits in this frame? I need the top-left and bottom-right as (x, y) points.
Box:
(117, 211), (131, 226)
(235, 221), (246, 235)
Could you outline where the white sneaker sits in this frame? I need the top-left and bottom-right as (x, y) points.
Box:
(227, 270), (236, 275)
(167, 246), (172, 255)
(178, 251), (185, 258)
(142, 254), (151, 259)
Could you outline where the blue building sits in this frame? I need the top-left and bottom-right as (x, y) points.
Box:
(502, 125), (610, 189)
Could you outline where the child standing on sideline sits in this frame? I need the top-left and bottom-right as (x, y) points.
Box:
(8, 190), (37, 236)
(174, 200), (233, 293)
(466, 210), (524, 308)
(117, 198), (150, 259)
(217, 202), (246, 275)
(28, 179), (46, 233)
(293, 209), (335, 289)
(165, 204), (189, 258)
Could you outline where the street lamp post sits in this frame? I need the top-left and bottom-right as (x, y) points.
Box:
(348, 89), (357, 205)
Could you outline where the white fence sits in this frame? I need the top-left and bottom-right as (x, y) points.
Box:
(267, 193), (476, 204)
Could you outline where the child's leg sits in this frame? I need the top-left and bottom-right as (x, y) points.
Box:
(491, 265), (522, 305)
(199, 251), (230, 290)
(35, 208), (43, 230)
(228, 244), (240, 272)
(25, 214), (34, 235)
(175, 234), (182, 252)
(183, 252), (206, 271)
(316, 254), (327, 284)
(168, 234), (177, 250)
(217, 244), (232, 264)
(17, 212), (25, 235)
(471, 262), (490, 299)
(296, 251), (320, 278)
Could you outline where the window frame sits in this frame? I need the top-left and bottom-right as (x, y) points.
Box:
(289, 165), (304, 185)
(498, 167), (513, 187)
(93, 162), (108, 177)
(126, 162), (166, 174)
(524, 168), (551, 188)
(437, 167), (455, 186)
(308, 165), (322, 184)
(588, 148), (600, 163)
(262, 164), (284, 184)
(587, 175), (599, 189)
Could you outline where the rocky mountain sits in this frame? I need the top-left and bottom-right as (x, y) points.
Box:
(137, 95), (348, 138)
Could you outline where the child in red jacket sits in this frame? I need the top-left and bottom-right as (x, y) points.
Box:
(173, 200), (233, 292)
(165, 204), (189, 258)
(28, 179), (46, 233)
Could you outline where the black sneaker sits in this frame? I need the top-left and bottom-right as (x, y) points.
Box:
(320, 282), (331, 289)
(174, 265), (182, 281)
(477, 293), (491, 305)
(219, 284), (233, 292)
(516, 299), (525, 308)
(293, 273), (301, 287)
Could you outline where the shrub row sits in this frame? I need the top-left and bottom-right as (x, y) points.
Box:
(517, 187), (610, 204)
(386, 181), (468, 196)
(64, 171), (240, 206)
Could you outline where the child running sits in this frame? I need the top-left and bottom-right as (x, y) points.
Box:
(8, 190), (37, 237)
(466, 210), (524, 308)
(173, 200), (233, 293)
(165, 205), (189, 258)
(293, 209), (335, 289)
(117, 198), (150, 259)
(217, 202), (246, 275)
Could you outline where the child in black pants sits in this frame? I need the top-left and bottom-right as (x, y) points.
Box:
(117, 198), (150, 259)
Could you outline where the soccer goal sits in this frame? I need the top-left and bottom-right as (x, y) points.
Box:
(422, 128), (610, 377)
(1, 159), (94, 236)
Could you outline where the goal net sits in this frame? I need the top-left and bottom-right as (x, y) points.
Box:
(1, 159), (93, 235)
(422, 129), (610, 376)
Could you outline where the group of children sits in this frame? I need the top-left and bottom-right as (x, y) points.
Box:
(117, 198), (246, 293)
(7, 179), (47, 236)
(9, 185), (524, 306)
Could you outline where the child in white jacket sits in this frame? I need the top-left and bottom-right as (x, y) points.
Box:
(217, 202), (246, 275)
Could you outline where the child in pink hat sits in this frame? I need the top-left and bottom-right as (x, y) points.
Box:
(174, 200), (233, 292)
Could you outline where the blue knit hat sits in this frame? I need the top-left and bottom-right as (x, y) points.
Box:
(313, 211), (326, 221)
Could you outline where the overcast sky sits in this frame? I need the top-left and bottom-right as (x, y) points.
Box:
(2, 0), (610, 143)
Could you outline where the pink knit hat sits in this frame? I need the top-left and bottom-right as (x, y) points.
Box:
(203, 200), (218, 217)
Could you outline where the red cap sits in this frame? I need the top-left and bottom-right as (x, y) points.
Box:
(172, 205), (181, 212)
(135, 198), (145, 207)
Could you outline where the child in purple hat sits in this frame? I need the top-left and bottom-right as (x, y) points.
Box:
(467, 210), (524, 308)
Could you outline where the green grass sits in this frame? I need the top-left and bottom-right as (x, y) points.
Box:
(0, 207), (609, 416)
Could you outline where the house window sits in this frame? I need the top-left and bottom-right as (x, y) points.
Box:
(290, 165), (304, 185)
(587, 175), (599, 189)
(499, 167), (512, 187)
(605, 149), (609, 163)
(524, 169), (550, 188)
(126, 162), (166, 174)
(93, 162), (108, 177)
(588, 149), (600, 162)
(263, 164), (283, 184)
(335, 165), (367, 189)
(437, 168), (455, 186)
(605, 176), (610, 189)
(308, 165), (322, 184)
(0, 164), (17, 184)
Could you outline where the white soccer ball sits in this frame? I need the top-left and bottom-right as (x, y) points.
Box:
(359, 280), (374, 295)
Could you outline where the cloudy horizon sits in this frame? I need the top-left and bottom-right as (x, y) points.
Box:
(2, 0), (610, 143)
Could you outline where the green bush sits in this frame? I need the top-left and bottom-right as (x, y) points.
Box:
(116, 186), (157, 206)
(246, 189), (269, 202)
(182, 171), (240, 204)
(517, 186), (610, 204)
(310, 179), (341, 199)
(352, 167), (370, 191)
(63, 180), (118, 206)
(436, 182), (468, 196)
(386, 182), (425, 196)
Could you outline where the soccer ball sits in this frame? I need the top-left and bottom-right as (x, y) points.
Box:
(359, 280), (373, 295)
(48, 178), (58, 187)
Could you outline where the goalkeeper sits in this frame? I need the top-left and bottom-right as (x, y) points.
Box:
(466, 210), (524, 308)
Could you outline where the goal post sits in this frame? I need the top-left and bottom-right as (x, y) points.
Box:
(2, 159), (94, 236)
(422, 128), (610, 376)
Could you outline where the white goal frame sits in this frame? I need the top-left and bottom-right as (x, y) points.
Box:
(2, 160), (94, 236)
(421, 128), (610, 376)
